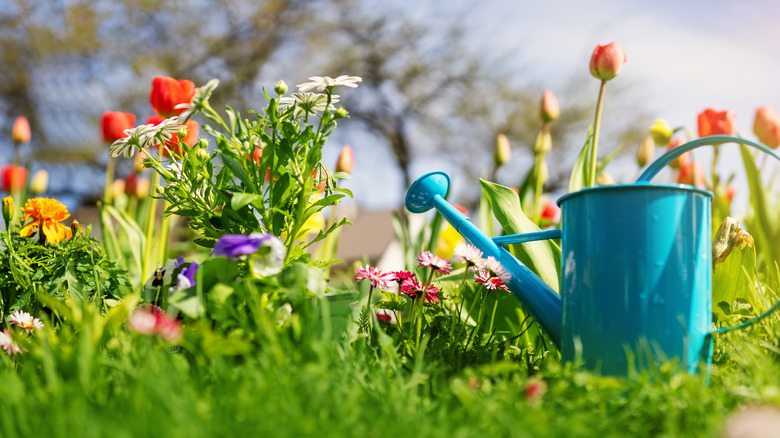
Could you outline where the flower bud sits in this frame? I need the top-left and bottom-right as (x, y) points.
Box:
(636, 136), (654, 167)
(1, 165), (27, 193)
(29, 169), (48, 194)
(649, 119), (673, 146)
(274, 80), (288, 95)
(540, 90), (559, 123)
(335, 145), (354, 174)
(589, 42), (627, 81)
(333, 107), (348, 119)
(597, 172), (615, 185)
(540, 199), (559, 223)
(176, 126), (189, 140)
(533, 130), (552, 155)
(666, 137), (689, 169)
(494, 133), (511, 168)
(677, 161), (705, 187)
(725, 184), (736, 202)
(11, 116), (31, 144)
(133, 149), (147, 173)
(111, 179), (126, 201)
(2, 196), (14, 225)
(70, 220), (81, 237)
(753, 106), (780, 149)
(125, 173), (150, 199)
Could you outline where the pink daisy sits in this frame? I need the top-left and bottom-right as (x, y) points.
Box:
(417, 251), (452, 275)
(0, 328), (23, 355)
(482, 256), (511, 283)
(128, 305), (183, 342)
(451, 244), (485, 269)
(400, 278), (440, 303)
(474, 270), (510, 292)
(9, 310), (44, 332)
(376, 311), (392, 323)
(354, 265), (394, 290)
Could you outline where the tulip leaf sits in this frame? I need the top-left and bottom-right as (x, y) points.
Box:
(569, 130), (592, 193)
(480, 179), (561, 292)
(740, 145), (780, 262)
(712, 228), (758, 322)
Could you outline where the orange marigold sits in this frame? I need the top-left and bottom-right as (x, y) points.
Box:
(19, 197), (72, 244)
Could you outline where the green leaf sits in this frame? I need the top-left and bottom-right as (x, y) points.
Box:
(569, 130), (592, 193)
(480, 179), (561, 292)
(169, 286), (205, 319)
(230, 192), (264, 211)
(222, 154), (256, 191)
(712, 229), (758, 321)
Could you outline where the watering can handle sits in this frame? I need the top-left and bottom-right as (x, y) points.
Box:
(637, 135), (780, 336)
(636, 135), (780, 183)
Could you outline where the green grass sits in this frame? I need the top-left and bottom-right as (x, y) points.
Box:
(1, 298), (778, 438)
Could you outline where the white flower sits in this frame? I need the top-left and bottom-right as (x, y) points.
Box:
(296, 75), (362, 93)
(278, 92), (340, 118)
(452, 244), (485, 268)
(251, 233), (287, 277)
(9, 310), (43, 331)
(482, 256), (511, 283)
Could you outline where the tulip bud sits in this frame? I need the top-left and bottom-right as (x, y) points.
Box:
(697, 108), (736, 138)
(125, 173), (150, 199)
(134, 150), (147, 173)
(494, 133), (511, 168)
(111, 179), (126, 201)
(70, 220), (81, 237)
(725, 184), (736, 203)
(540, 199), (560, 223)
(678, 161), (706, 187)
(1, 165), (27, 193)
(649, 119), (673, 146)
(540, 90), (559, 123)
(30, 169), (48, 194)
(589, 42), (627, 81)
(2, 196), (14, 225)
(636, 136), (654, 167)
(274, 80), (288, 95)
(533, 129), (552, 155)
(666, 137), (689, 169)
(333, 107), (348, 120)
(335, 145), (354, 174)
(753, 106), (780, 149)
(11, 116), (31, 144)
(597, 172), (615, 185)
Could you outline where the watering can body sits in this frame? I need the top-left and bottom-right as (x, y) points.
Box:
(557, 184), (711, 374)
(405, 136), (780, 376)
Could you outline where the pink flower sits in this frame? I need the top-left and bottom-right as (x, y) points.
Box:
(589, 42), (627, 81)
(127, 305), (183, 342)
(540, 90), (559, 123)
(482, 256), (511, 283)
(753, 106), (780, 149)
(354, 265), (394, 290)
(11, 116), (31, 144)
(400, 278), (440, 303)
(376, 312), (392, 323)
(540, 200), (560, 223)
(0, 328), (22, 355)
(452, 244), (485, 268)
(524, 378), (547, 403)
(9, 310), (43, 332)
(417, 251), (452, 275)
(335, 145), (354, 174)
(474, 270), (510, 292)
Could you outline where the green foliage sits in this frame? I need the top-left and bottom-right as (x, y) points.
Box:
(0, 227), (131, 320)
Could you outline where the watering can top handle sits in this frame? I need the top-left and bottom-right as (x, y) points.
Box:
(636, 135), (780, 183)
(637, 135), (780, 335)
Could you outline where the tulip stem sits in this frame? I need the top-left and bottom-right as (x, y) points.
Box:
(588, 80), (607, 187)
(103, 156), (116, 205)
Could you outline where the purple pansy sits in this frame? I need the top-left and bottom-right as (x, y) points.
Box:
(212, 233), (272, 259)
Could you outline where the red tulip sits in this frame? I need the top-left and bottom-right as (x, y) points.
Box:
(335, 145), (354, 174)
(540, 90), (560, 123)
(725, 184), (736, 202)
(11, 116), (31, 144)
(253, 145), (263, 163)
(146, 116), (199, 157)
(101, 111), (136, 143)
(541, 199), (560, 223)
(149, 76), (195, 118)
(753, 106), (780, 149)
(589, 42), (627, 81)
(697, 108), (736, 138)
(677, 161), (706, 187)
(1, 165), (28, 192)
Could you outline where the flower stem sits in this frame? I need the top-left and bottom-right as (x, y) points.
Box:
(103, 156), (116, 205)
(588, 80), (607, 187)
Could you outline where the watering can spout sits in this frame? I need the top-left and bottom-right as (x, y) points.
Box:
(405, 172), (563, 346)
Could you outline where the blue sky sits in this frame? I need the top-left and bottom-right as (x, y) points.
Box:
(345, 0), (780, 209)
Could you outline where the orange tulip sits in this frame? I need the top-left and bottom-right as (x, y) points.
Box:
(11, 116), (31, 144)
(146, 116), (199, 157)
(753, 106), (780, 149)
(666, 136), (690, 169)
(589, 42), (627, 81)
(1, 165), (27, 192)
(677, 161), (705, 187)
(697, 108), (736, 138)
(101, 111), (136, 143)
(149, 76), (195, 118)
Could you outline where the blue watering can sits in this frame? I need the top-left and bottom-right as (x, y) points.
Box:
(406, 135), (780, 375)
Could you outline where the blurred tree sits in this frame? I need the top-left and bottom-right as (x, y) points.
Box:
(0, 0), (644, 205)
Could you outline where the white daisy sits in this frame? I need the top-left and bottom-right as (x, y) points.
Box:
(296, 75), (362, 93)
